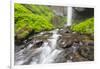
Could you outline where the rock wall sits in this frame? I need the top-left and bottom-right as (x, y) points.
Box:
(48, 6), (67, 16)
(72, 7), (94, 23)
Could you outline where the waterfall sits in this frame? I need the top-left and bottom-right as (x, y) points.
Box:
(65, 6), (73, 26)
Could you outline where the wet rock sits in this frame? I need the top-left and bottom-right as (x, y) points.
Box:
(57, 31), (94, 62)
(82, 40), (94, 46)
(79, 42), (84, 46)
(57, 33), (81, 49)
(32, 40), (43, 48)
(33, 32), (53, 41)
(63, 40), (73, 48)
(20, 45), (25, 49)
(86, 41), (94, 46)
(72, 43), (79, 47)
(24, 39), (44, 49)
(58, 29), (65, 34)
(73, 39), (79, 43)
(34, 40), (43, 47)
(78, 46), (94, 61)
(87, 41), (94, 46)
(58, 38), (73, 48)
(65, 53), (73, 60)
(65, 29), (71, 33)
(58, 27), (71, 34)
(71, 52), (88, 62)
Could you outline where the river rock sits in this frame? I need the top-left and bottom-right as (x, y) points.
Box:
(71, 52), (88, 62)
(58, 36), (73, 48)
(82, 40), (94, 46)
(78, 46), (94, 61)
(57, 33), (81, 49)
(31, 40), (43, 48)
(62, 40), (73, 48)
(34, 40), (43, 47)
(58, 27), (71, 35)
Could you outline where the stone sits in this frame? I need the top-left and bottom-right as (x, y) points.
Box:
(82, 40), (94, 46)
(33, 40), (44, 48)
(58, 38), (73, 49)
(71, 52), (88, 62)
(73, 39), (79, 43)
(78, 46), (94, 61)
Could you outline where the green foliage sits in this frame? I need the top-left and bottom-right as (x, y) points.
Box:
(21, 4), (54, 21)
(15, 3), (54, 39)
(71, 17), (94, 34)
(14, 3), (33, 16)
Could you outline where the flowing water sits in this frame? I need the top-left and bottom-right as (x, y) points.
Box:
(65, 6), (72, 26)
(15, 7), (74, 65)
(15, 29), (63, 65)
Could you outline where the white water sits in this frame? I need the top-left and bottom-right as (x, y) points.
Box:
(39, 29), (62, 64)
(15, 29), (63, 65)
(65, 6), (73, 26)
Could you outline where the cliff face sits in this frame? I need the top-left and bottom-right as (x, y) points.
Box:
(49, 6), (67, 16)
(72, 7), (94, 23)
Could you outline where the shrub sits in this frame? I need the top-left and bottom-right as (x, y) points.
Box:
(15, 3), (54, 39)
(21, 4), (54, 21)
(71, 17), (94, 34)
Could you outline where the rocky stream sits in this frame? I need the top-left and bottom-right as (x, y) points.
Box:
(15, 27), (94, 65)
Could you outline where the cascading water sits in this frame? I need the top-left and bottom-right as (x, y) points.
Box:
(15, 29), (63, 65)
(65, 6), (73, 26)
(40, 29), (62, 64)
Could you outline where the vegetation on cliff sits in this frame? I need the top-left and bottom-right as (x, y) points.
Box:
(15, 3), (54, 39)
(71, 17), (94, 34)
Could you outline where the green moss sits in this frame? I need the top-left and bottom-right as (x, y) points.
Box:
(71, 17), (94, 34)
(15, 3), (54, 39)
(21, 4), (54, 22)
(14, 4), (32, 13)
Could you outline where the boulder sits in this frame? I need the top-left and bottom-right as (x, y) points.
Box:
(57, 33), (81, 49)
(57, 36), (73, 49)
(34, 40), (43, 47)
(78, 46), (94, 61)
(31, 40), (43, 48)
